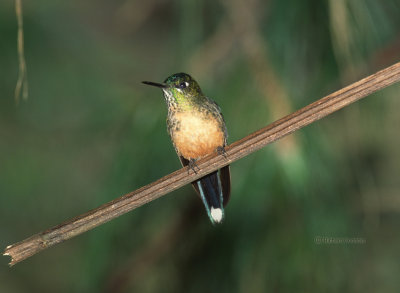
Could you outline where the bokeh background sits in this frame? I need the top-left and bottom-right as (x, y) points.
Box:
(1, 0), (400, 292)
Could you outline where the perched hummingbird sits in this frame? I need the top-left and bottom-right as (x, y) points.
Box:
(143, 73), (231, 224)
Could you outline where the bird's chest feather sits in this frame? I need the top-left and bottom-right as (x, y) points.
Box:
(169, 111), (224, 160)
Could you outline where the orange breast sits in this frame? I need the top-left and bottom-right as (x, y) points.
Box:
(172, 111), (224, 160)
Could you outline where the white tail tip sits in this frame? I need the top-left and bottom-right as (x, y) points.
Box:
(210, 207), (223, 223)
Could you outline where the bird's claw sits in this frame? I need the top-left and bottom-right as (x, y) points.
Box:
(188, 159), (200, 174)
(217, 146), (228, 159)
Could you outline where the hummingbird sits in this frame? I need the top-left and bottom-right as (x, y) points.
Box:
(143, 73), (231, 224)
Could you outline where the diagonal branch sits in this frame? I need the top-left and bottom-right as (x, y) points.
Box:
(4, 62), (400, 266)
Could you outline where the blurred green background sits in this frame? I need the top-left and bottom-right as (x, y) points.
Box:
(1, 0), (400, 292)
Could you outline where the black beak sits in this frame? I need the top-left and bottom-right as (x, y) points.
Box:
(142, 81), (167, 88)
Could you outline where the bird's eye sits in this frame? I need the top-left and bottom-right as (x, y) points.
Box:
(179, 82), (189, 89)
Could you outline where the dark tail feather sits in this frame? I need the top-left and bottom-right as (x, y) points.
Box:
(219, 165), (231, 207)
(179, 156), (231, 224)
(196, 171), (224, 224)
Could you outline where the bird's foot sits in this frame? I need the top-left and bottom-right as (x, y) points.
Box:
(217, 146), (228, 159)
(188, 159), (200, 174)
